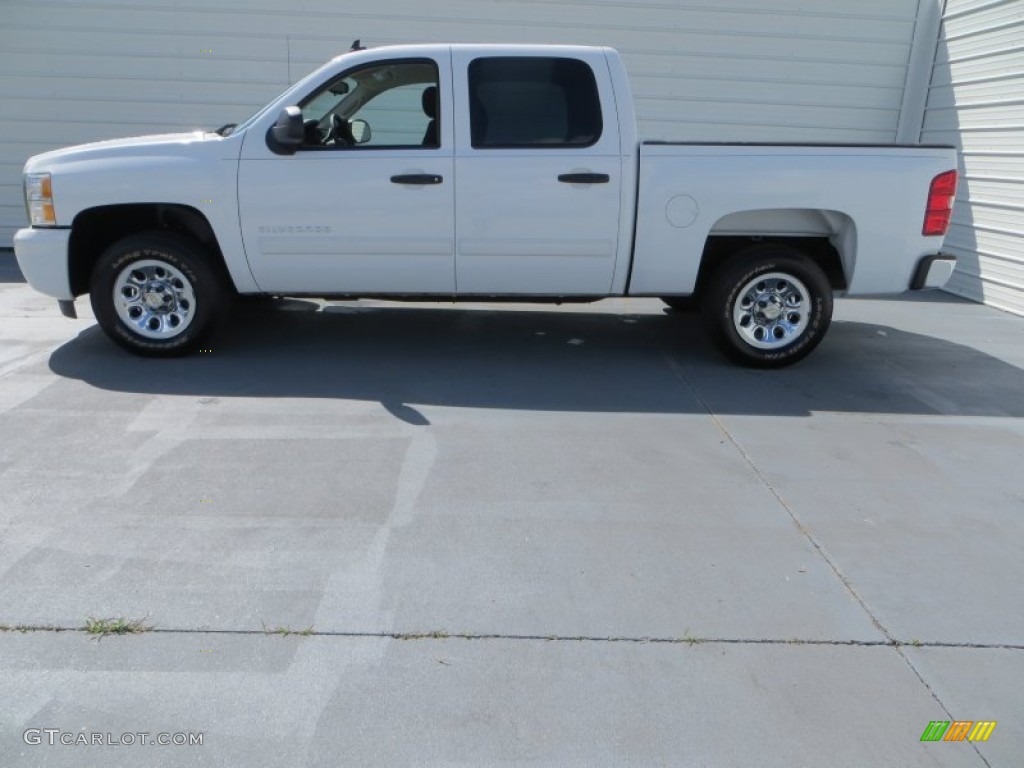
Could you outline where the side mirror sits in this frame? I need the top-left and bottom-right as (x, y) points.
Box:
(350, 119), (372, 145)
(267, 106), (304, 155)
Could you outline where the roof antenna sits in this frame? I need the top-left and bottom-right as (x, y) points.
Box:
(351, 39), (366, 51)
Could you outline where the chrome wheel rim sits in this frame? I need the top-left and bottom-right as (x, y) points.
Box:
(733, 272), (811, 350)
(113, 259), (197, 340)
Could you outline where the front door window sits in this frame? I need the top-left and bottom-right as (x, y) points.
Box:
(298, 60), (441, 150)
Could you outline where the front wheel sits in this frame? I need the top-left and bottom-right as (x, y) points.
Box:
(701, 246), (833, 368)
(89, 231), (227, 357)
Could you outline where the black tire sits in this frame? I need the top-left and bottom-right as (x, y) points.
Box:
(661, 296), (699, 313)
(89, 231), (227, 357)
(701, 245), (833, 368)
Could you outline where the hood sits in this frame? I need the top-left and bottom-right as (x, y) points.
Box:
(24, 131), (230, 172)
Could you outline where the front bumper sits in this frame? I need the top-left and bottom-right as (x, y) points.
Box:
(13, 227), (74, 301)
(910, 253), (957, 290)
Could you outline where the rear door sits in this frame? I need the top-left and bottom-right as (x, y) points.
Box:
(452, 50), (622, 295)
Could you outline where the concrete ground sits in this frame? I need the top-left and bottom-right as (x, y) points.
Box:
(0, 250), (1021, 766)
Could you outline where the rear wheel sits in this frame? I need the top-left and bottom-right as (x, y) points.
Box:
(89, 231), (227, 357)
(701, 245), (832, 368)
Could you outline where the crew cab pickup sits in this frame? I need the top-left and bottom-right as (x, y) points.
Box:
(14, 44), (959, 367)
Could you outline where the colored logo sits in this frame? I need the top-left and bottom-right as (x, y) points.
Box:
(920, 721), (996, 742)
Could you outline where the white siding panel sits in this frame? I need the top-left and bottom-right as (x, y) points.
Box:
(922, 0), (1024, 316)
(0, 0), (920, 247)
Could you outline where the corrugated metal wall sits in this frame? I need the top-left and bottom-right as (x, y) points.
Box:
(922, 0), (1024, 315)
(0, 0), (921, 247)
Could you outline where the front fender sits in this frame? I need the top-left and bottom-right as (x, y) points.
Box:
(32, 135), (258, 294)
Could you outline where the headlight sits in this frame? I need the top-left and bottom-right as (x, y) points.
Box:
(25, 172), (56, 227)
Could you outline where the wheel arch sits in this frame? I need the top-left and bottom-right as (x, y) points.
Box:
(692, 208), (855, 300)
(68, 203), (233, 297)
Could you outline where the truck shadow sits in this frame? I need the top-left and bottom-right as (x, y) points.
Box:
(48, 304), (1024, 419)
(0, 252), (25, 284)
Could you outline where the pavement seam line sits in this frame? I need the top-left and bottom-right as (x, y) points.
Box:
(660, 352), (897, 642)
(1, 625), (1023, 650)
(660, 352), (996, 768)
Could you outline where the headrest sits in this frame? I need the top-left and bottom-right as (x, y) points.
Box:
(422, 86), (438, 119)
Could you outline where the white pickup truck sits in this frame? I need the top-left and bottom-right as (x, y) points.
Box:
(14, 43), (958, 367)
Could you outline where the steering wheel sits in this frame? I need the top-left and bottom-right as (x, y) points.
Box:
(329, 113), (356, 147)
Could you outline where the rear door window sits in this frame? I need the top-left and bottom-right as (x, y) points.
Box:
(467, 57), (602, 149)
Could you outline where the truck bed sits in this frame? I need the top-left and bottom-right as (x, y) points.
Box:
(628, 141), (959, 297)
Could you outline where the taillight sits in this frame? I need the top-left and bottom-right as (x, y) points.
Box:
(923, 169), (957, 236)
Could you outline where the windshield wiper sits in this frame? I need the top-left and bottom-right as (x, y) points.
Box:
(213, 123), (237, 137)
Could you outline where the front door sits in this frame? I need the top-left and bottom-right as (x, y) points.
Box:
(239, 54), (455, 295)
(452, 51), (623, 295)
